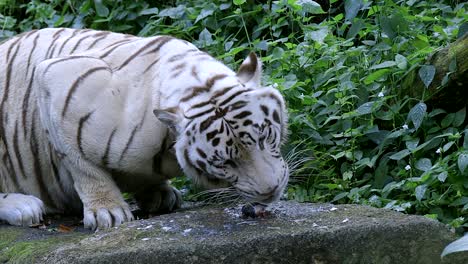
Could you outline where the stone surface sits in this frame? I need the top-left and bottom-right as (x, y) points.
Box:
(0, 201), (465, 264)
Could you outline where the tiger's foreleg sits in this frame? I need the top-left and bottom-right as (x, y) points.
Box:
(65, 160), (134, 230)
(35, 56), (133, 230)
(0, 193), (44, 226)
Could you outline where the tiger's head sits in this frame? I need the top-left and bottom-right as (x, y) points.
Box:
(154, 53), (288, 205)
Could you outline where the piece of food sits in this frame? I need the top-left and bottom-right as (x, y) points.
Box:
(241, 203), (268, 218)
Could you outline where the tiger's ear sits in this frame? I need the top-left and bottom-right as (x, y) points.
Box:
(236, 52), (262, 87)
(153, 107), (181, 136)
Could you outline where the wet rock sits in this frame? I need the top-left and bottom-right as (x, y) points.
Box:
(1, 201), (465, 264)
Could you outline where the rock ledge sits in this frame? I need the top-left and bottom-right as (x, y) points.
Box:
(1, 201), (465, 264)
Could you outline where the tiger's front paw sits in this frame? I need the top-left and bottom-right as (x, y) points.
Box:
(83, 200), (134, 230)
(0, 193), (45, 226)
(136, 183), (182, 214)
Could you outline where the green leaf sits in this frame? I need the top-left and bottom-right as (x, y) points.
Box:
(344, 0), (363, 21)
(453, 107), (466, 127)
(418, 65), (436, 88)
(158, 5), (185, 19)
(442, 141), (455, 152)
(363, 69), (389, 85)
(405, 138), (419, 151)
(395, 54), (407, 70)
(198, 28), (213, 45)
(437, 171), (448, 182)
(306, 28), (328, 44)
(356, 102), (374, 115)
(458, 152), (468, 173)
(389, 149), (411, 160)
(441, 234), (468, 257)
(408, 102), (427, 131)
(93, 0), (109, 17)
(139, 8), (159, 15)
(233, 0), (246, 5)
(296, 0), (324, 14)
(195, 8), (214, 24)
(332, 192), (349, 202)
(464, 129), (468, 149)
(441, 113), (455, 128)
(346, 18), (365, 39)
(415, 158), (432, 172)
(458, 22), (468, 39)
(343, 171), (353, 180)
(415, 184), (427, 201)
(369, 61), (396, 70)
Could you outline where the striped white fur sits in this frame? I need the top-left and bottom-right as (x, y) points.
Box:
(0, 28), (289, 229)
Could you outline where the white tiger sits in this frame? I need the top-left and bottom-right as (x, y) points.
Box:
(0, 28), (289, 230)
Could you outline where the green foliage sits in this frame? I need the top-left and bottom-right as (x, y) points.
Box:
(1, 0), (467, 230)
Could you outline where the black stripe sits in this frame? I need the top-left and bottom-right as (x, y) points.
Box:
(5, 36), (21, 61)
(209, 86), (237, 102)
(2, 38), (20, 108)
(0, 38), (21, 167)
(22, 67), (35, 138)
(267, 94), (283, 109)
(219, 89), (252, 106)
(167, 49), (198, 62)
(3, 154), (21, 192)
(233, 111), (252, 119)
(30, 109), (56, 208)
(199, 115), (219, 133)
(43, 55), (100, 75)
(69, 34), (93, 54)
(143, 36), (174, 54)
(171, 61), (187, 70)
(196, 160), (207, 171)
(190, 100), (211, 109)
(99, 39), (133, 59)
(45, 28), (66, 59)
(180, 85), (210, 102)
(77, 112), (94, 155)
(191, 65), (201, 82)
(260, 105), (269, 116)
(143, 58), (160, 73)
(50, 145), (67, 195)
(119, 126), (138, 162)
(196, 148), (207, 158)
(57, 29), (80, 55)
(227, 100), (248, 111)
(119, 111), (147, 162)
(185, 107), (215, 120)
(25, 33), (40, 77)
(23, 29), (38, 39)
(12, 121), (26, 179)
(211, 138), (220, 147)
(206, 130), (218, 141)
(102, 128), (117, 166)
(48, 42), (59, 58)
(272, 110), (280, 124)
(170, 69), (185, 79)
(87, 31), (111, 50)
(62, 66), (110, 117)
(206, 74), (228, 88)
(117, 36), (173, 70)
